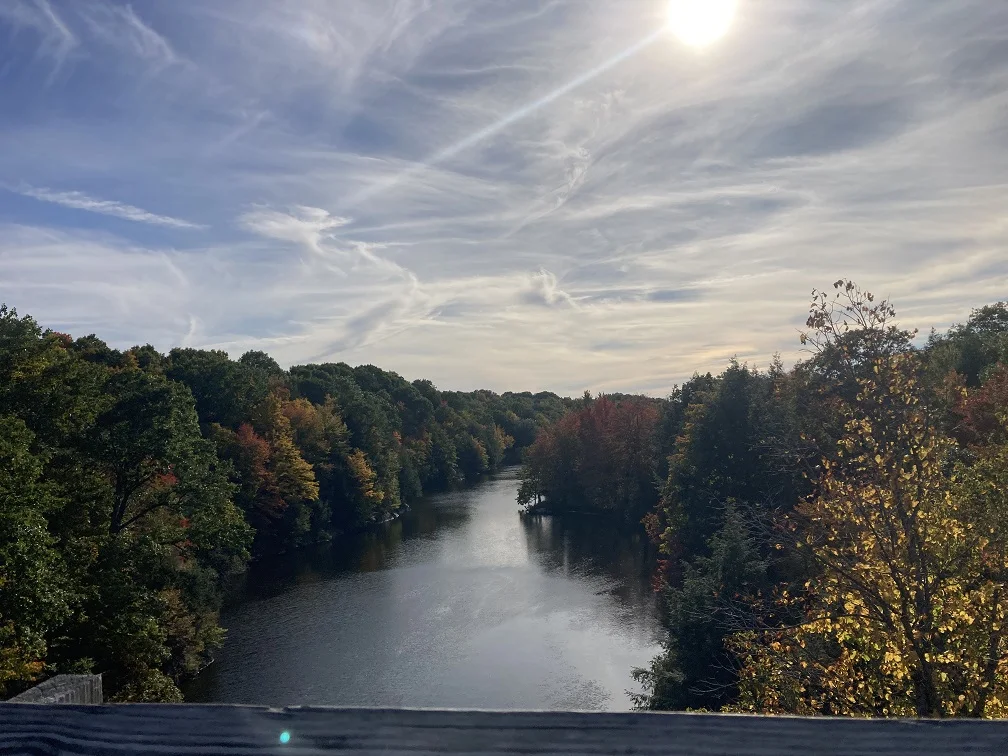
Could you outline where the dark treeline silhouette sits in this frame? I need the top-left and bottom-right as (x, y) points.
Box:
(519, 281), (1008, 717)
(0, 305), (571, 701)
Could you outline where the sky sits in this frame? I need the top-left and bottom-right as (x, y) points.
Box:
(1, 0), (1007, 396)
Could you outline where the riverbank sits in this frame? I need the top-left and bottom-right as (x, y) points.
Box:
(519, 500), (648, 530)
(521, 505), (624, 518)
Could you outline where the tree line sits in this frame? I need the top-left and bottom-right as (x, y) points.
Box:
(517, 393), (662, 524)
(518, 281), (1008, 717)
(0, 305), (571, 702)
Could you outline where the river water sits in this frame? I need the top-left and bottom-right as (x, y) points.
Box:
(188, 467), (663, 710)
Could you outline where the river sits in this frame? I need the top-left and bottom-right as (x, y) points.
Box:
(187, 467), (663, 710)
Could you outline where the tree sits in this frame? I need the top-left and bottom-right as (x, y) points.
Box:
(0, 306), (106, 451)
(0, 417), (70, 697)
(925, 302), (1008, 387)
(88, 370), (207, 536)
(239, 350), (285, 380)
(633, 505), (768, 711)
(650, 363), (807, 567)
(456, 434), (489, 480)
(71, 335), (125, 368)
(211, 394), (319, 553)
(254, 394), (320, 506)
(212, 423), (280, 528)
(730, 288), (1008, 717)
(517, 395), (661, 520)
(801, 280), (916, 386)
(126, 344), (165, 375)
(953, 363), (1008, 447)
(166, 348), (269, 429)
(485, 425), (515, 469)
(0, 301), (570, 702)
(635, 362), (812, 711)
(344, 449), (385, 524)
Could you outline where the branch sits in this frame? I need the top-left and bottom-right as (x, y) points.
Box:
(118, 500), (172, 533)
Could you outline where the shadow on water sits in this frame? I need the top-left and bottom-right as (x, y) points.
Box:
(225, 486), (476, 604)
(520, 514), (658, 611)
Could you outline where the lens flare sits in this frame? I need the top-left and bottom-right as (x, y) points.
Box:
(668, 0), (737, 48)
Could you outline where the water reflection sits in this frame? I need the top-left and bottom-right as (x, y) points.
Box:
(188, 468), (662, 710)
(227, 488), (474, 602)
(521, 514), (658, 624)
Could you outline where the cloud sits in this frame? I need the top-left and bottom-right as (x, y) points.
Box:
(646, 288), (703, 304)
(77, 3), (179, 69)
(0, 224), (192, 345)
(0, 0), (77, 75)
(14, 186), (204, 229)
(520, 268), (578, 308)
(307, 274), (423, 360)
(238, 206), (351, 256)
(0, 0), (184, 79)
(2, 0), (1008, 396)
(238, 205), (419, 282)
(0, 222), (396, 368)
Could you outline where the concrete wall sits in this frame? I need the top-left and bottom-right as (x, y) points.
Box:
(8, 674), (103, 704)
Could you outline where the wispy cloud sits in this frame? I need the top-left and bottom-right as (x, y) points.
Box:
(77, 3), (179, 70)
(0, 0), (77, 76)
(2, 0), (1007, 395)
(239, 206), (351, 256)
(15, 186), (204, 229)
(0, 224), (192, 343)
(238, 205), (417, 281)
(521, 268), (578, 308)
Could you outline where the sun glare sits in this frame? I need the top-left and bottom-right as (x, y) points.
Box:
(667, 0), (737, 48)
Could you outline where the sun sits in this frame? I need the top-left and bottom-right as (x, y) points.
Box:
(667, 0), (737, 48)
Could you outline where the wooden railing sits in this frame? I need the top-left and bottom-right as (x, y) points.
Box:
(4, 703), (1008, 755)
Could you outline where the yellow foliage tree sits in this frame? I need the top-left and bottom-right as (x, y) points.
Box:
(270, 433), (320, 504)
(730, 352), (1008, 717)
(346, 448), (384, 510)
(254, 393), (319, 504)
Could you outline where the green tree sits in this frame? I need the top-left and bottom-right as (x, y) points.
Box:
(0, 417), (70, 697)
(166, 348), (269, 429)
(925, 302), (1008, 387)
(87, 370), (209, 535)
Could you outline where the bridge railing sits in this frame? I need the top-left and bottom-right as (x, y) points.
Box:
(4, 702), (1008, 755)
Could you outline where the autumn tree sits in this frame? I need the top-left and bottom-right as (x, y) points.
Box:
(730, 284), (1008, 718)
(517, 395), (660, 522)
(0, 308), (254, 701)
(953, 363), (1008, 447)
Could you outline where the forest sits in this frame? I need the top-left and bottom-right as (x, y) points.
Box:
(0, 305), (571, 701)
(519, 281), (1008, 717)
(5, 279), (1008, 716)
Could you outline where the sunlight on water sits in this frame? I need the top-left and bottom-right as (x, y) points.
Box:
(190, 470), (662, 710)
